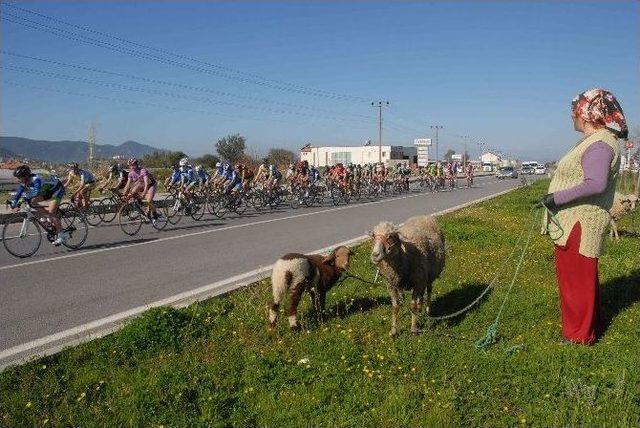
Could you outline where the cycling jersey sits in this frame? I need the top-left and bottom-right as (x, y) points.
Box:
(128, 167), (156, 187)
(168, 170), (182, 186)
(11, 173), (65, 207)
(67, 169), (96, 186)
(196, 170), (210, 184)
(309, 168), (320, 182)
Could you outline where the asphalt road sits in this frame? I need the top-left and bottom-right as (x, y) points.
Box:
(0, 175), (538, 368)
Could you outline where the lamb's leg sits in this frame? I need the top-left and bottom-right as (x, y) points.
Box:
(425, 283), (432, 315)
(286, 283), (305, 329)
(389, 287), (400, 337)
(612, 220), (620, 240)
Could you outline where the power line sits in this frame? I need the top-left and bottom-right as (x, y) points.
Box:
(0, 50), (373, 120)
(1, 79), (372, 130)
(1, 64), (375, 125)
(1, 4), (369, 103)
(3, 2), (370, 102)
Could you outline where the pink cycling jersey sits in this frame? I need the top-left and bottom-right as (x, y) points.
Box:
(129, 167), (156, 199)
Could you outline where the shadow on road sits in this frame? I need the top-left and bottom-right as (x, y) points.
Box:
(599, 268), (640, 340)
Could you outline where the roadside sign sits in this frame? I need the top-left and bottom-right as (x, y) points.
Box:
(414, 138), (432, 146)
(451, 154), (463, 161)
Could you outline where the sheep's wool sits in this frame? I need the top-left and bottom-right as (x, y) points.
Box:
(546, 128), (620, 258)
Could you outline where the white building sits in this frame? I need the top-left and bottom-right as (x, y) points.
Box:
(300, 145), (417, 167)
(480, 152), (501, 165)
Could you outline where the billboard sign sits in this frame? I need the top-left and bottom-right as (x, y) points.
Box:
(414, 138), (432, 146)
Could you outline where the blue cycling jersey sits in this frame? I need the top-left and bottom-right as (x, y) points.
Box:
(12, 173), (62, 207)
(168, 170), (182, 185)
(215, 166), (224, 177)
(180, 168), (196, 184)
(197, 170), (210, 183)
(78, 169), (95, 183)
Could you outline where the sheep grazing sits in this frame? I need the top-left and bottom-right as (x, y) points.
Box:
(269, 246), (352, 329)
(610, 192), (639, 240)
(369, 215), (446, 336)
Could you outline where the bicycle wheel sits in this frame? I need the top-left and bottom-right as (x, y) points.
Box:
(190, 196), (206, 221)
(150, 210), (168, 231)
(233, 195), (249, 215)
(62, 210), (89, 249)
(118, 202), (143, 236)
(163, 194), (182, 225)
(85, 199), (103, 227)
(99, 197), (118, 223)
(2, 217), (42, 258)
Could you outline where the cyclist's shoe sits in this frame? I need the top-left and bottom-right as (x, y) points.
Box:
(53, 231), (69, 246)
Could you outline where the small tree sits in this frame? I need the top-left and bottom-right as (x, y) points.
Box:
(194, 154), (220, 169)
(443, 149), (456, 162)
(267, 148), (295, 166)
(215, 134), (246, 163)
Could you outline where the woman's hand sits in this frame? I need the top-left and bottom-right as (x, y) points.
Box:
(537, 193), (558, 210)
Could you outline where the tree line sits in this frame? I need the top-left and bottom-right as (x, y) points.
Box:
(141, 133), (296, 169)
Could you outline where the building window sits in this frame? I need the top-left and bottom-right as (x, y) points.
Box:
(331, 152), (352, 165)
(382, 151), (387, 158)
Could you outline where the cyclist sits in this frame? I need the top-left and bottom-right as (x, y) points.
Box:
(194, 165), (211, 190)
(164, 164), (183, 190)
(465, 162), (474, 187)
(99, 163), (128, 193)
(255, 158), (270, 185)
(122, 158), (160, 223)
(225, 163), (244, 194)
(266, 163), (282, 189)
(9, 165), (68, 245)
(178, 158), (197, 196)
(63, 162), (96, 209)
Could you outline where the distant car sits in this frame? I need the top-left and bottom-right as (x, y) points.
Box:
(534, 166), (546, 175)
(520, 167), (534, 175)
(496, 166), (519, 179)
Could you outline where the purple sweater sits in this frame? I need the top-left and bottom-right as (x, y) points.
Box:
(554, 141), (614, 205)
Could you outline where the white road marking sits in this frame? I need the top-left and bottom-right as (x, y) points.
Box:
(0, 185), (521, 368)
(0, 177), (511, 271)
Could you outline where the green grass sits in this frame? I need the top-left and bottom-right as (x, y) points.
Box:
(1, 180), (639, 427)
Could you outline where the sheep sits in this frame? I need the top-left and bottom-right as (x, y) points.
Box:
(268, 246), (352, 329)
(369, 215), (446, 336)
(610, 192), (639, 240)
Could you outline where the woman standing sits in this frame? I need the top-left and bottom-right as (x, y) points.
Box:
(540, 88), (628, 345)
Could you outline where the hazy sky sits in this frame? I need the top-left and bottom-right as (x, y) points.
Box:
(1, 1), (638, 161)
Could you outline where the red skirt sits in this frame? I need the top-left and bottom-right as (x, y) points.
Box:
(554, 222), (600, 344)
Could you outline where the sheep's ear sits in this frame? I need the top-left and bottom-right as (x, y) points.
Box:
(323, 249), (336, 264)
(367, 230), (374, 237)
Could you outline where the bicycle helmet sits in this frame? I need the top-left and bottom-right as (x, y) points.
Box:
(215, 162), (221, 168)
(109, 163), (120, 173)
(14, 164), (31, 178)
(235, 163), (244, 170)
(69, 162), (79, 170)
(195, 165), (202, 172)
(179, 157), (189, 167)
(128, 157), (138, 166)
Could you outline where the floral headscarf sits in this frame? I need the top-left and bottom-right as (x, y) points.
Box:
(571, 88), (628, 139)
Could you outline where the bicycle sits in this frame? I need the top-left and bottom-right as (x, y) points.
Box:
(2, 200), (89, 258)
(97, 188), (126, 223)
(117, 195), (168, 235)
(59, 194), (102, 227)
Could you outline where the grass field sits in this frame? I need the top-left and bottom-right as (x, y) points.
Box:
(1, 180), (639, 427)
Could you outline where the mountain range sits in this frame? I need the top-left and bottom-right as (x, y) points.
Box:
(0, 136), (164, 163)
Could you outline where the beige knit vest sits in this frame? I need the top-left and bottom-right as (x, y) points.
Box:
(545, 128), (620, 258)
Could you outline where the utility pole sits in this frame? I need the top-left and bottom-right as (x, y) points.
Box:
(430, 125), (443, 163)
(463, 136), (469, 170)
(88, 122), (96, 168)
(372, 101), (389, 163)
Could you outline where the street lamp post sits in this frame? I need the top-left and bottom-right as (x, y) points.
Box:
(430, 125), (443, 163)
(372, 101), (389, 163)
